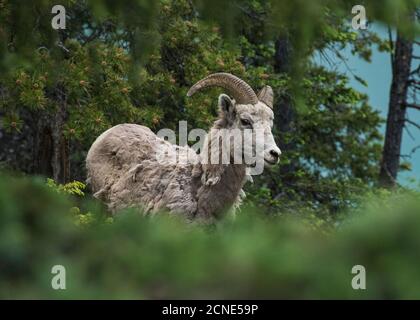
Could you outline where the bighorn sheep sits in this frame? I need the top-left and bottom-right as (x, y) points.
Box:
(86, 73), (281, 222)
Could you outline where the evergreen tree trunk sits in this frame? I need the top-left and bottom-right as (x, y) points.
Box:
(32, 85), (70, 183)
(274, 36), (294, 155)
(271, 35), (296, 192)
(379, 32), (413, 187)
(34, 123), (54, 177)
(50, 85), (70, 184)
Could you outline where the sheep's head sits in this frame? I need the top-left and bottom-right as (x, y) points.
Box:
(187, 73), (281, 170)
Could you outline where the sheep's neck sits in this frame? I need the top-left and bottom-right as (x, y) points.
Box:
(201, 127), (247, 181)
(196, 129), (247, 218)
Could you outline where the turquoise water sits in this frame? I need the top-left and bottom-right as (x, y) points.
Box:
(318, 23), (419, 187)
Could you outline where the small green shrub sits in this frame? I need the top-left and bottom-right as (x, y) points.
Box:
(46, 179), (86, 197)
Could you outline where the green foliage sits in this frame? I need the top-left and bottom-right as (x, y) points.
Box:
(0, 0), (160, 73)
(0, 0), (418, 214)
(1, 0), (419, 300)
(46, 178), (86, 197)
(45, 178), (98, 227)
(1, 173), (420, 299)
(1, 40), (146, 144)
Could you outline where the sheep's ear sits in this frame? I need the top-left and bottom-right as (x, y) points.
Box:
(218, 94), (236, 122)
(257, 85), (273, 109)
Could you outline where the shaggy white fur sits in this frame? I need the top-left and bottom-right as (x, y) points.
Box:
(86, 74), (280, 222)
(86, 123), (247, 222)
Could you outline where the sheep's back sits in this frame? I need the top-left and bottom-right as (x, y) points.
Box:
(86, 124), (162, 194)
(86, 123), (200, 216)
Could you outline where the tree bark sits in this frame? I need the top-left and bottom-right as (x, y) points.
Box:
(35, 125), (54, 177)
(379, 32), (413, 187)
(50, 85), (70, 183)
(273, 36), (296, 182)
(32, 85), (70, 183)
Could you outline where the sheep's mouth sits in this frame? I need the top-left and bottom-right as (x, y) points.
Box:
(264, 158), (278, 166)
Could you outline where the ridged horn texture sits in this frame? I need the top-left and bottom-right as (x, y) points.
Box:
(257, 85), (273, 109)
(187, 73), (259, 105)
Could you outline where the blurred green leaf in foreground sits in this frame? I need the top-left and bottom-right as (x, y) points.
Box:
(1, 173), (420, 299)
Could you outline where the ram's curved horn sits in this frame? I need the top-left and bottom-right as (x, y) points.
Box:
(187, 73), (258, 105)
(257, 85), (273, 109)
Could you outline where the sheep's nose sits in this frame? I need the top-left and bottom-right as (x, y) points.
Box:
(269, 148), (281, 159)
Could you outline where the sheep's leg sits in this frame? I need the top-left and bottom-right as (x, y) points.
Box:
(230, 189), (245, 218)
(93, 184), (111, 200)
(245, 174), (253, 184)
(194, 211), (217, 225)
(201, 164), (224, 186)
(128, 163), (143, 182)
(192, 163), (202, 178)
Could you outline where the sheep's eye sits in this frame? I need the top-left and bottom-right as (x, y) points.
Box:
(241, 118), (252, 126)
